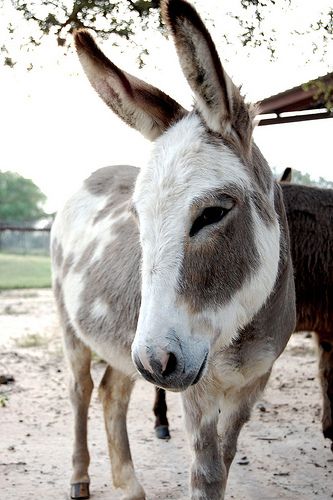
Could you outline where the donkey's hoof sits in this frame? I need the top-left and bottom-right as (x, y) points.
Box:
(122, 494), (146, 500)
(71, 482), (90, 499)
(155, 425), (170, 440)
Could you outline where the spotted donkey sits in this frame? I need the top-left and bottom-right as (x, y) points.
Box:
(51, 1), (296, 498)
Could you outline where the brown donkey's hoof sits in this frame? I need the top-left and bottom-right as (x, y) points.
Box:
(71, 482), (90, 499)
(155, 425), (170, 440)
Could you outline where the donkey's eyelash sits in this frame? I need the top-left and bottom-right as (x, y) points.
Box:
(189, 206), (231, 237)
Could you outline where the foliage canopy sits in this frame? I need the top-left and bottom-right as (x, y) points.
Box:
(0, 171), (47, 224)
(2, 0), (333, 70)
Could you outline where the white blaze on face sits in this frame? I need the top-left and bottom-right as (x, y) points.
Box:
(132, 113), (255, 351)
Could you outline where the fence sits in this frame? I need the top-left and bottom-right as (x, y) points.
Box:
(0, 226), (51, 256)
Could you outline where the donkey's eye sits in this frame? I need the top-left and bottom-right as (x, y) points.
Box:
(190, 206), (228, 237)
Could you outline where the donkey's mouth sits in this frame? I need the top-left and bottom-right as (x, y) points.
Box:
(191, 352), (208, 385)
(133, 350), (208, 392)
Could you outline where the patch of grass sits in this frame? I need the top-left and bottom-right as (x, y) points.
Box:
(15, 333), (50, 348)
(0, 253), (51, 289)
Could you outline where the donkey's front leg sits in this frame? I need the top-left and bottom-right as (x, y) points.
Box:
(220, 372), (272, 476)
(182, 390), (226, 500)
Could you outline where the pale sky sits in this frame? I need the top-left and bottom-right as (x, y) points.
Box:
(1, 0), (332, 212)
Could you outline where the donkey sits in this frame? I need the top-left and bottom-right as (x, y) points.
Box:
(51, 1), (296, 498)
(153, 174), (333, 446)
(283, 179), (333, 447)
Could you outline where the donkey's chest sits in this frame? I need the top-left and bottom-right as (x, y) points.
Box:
(208, 344), (276, 394)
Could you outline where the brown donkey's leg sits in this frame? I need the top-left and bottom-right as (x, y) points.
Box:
(99, 366), (145, 500)
(315, 332), (333, 451)
(153, 387), (170, 439)
(64, 328), (93, 499)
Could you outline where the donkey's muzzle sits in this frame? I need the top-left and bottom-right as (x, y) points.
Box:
(132, 344), (208, 391)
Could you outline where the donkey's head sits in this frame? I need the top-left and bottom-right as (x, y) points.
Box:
(74, 0), (281, 391)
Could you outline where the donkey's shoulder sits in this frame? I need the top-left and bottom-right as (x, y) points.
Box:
(84, 164), (139, 198)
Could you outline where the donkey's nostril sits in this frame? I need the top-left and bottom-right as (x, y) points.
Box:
(162, 352), (178, 377)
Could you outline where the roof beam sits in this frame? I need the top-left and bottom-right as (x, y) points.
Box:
(257, 110), (333, 126)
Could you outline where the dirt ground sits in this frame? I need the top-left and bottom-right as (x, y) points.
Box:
(0, 289), (332, 500)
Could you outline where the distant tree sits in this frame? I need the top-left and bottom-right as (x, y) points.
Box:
(316, 175), (333, 189)
(0, 171), (47, 225)
(291, 169), (313, 186)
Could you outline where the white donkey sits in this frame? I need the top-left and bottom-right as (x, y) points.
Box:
(51, 1), (296, 498)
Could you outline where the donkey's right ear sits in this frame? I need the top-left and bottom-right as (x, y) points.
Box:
(74, 30), (187, 141)
(279, 167), (292, 183)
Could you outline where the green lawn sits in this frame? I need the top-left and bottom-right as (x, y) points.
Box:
(0, 253), (51, 289)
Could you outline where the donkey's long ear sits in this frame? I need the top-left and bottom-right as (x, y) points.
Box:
(279, 167), (292, 183)
(74, 30), (187, 141)
(162, 0), (255, 148)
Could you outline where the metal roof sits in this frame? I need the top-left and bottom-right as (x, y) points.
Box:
(257, 72), (333, 126)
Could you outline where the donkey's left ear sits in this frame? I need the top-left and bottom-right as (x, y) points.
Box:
(162, 0), (255, 149)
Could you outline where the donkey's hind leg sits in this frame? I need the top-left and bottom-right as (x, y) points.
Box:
(153, 387), (170, 439)
(64, 327), (94, 499)
(99, 366), (145, 500)
(315, 332), (333, 451)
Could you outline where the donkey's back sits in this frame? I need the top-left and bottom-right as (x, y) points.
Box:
(282, 182), (332, 335)
(51, 165), (140, 376)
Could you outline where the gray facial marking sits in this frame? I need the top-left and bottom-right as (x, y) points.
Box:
(178, 192), (259, 312)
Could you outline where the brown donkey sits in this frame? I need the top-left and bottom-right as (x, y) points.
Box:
(284, 179), (333, 447)
(51, 1), (295, 498)
(153, 175), (333, 446)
